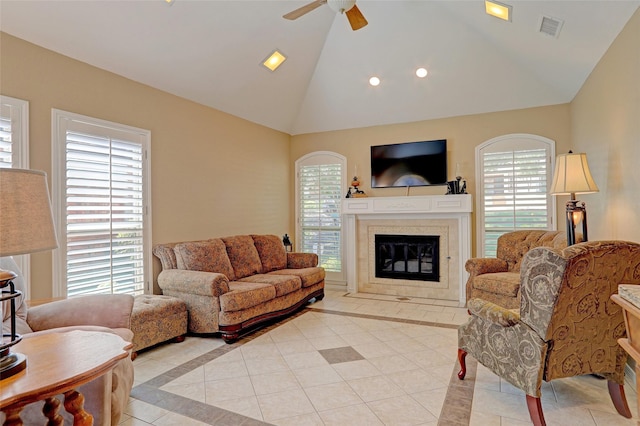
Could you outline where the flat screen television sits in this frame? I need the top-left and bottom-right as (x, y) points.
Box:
(371, 139), (447, 188)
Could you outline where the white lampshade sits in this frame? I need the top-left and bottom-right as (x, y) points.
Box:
(0, 168), (58, 257)
(327, 0), (356, 13)
(550, 152), (599, 196)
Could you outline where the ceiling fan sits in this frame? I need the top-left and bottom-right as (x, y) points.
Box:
(283, 0), (368, 31)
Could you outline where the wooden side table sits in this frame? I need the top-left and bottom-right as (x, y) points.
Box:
(0, 330), (131, 426)
(611, 293), (640, 421)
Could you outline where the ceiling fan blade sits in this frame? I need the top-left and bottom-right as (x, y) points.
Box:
(283, 0), (327, 20)
(345, 4), (368, 30)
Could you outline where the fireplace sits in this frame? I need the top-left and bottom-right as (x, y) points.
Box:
(342, 194), (472, 304)
(375, 234), (439, 281)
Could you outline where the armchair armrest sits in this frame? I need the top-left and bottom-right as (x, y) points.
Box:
(157, 269), (230, 297)
(468, 298), (520, 327)
(27, 294), (134, 332)
(287, 252), (318, 269)
(465, 258), (509, 276)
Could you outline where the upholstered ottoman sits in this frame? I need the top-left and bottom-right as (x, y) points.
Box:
(131, 295), (188, 357)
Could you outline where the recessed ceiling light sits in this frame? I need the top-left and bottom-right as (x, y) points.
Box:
(485, 0), (512, 22)
(369, 76), (380, 86)
(416, 68), (428, 78)
(165, 0), (175, 5)
(261, 50), (287, 72)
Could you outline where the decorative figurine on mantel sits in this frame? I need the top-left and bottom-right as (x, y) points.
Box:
(446, 175), (467, 195)
(348, 176), (367, 198)
(446, 164), (467, 195)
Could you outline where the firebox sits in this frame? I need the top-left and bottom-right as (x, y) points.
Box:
(375, 234), (439, 281)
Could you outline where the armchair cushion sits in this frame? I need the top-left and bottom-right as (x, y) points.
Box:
(467, 298), (520, 327)
(471, 272), (520, 298)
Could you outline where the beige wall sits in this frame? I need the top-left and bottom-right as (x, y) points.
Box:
(290, 104), (572, 255)
(5, 6), (635, 299)
(570, 7), (640, 243)
(1, 33), (291, 298)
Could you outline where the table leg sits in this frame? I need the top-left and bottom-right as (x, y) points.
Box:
(63, 389), (93, 426)
(43, 396), (64, 425)
(3, 406), (23, 426)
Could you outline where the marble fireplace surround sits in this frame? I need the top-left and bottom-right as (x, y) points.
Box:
(342, 194), (472, 305)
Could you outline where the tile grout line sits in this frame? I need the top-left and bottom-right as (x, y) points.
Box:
(130, 306), (472, 425)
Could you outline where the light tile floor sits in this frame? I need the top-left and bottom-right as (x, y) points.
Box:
(121, 290), (638, 425)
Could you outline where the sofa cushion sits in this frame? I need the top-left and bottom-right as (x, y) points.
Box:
(240, 274), (301, 297)
(252, 234), (287, 273)
(222, 235), (263, 279)
(174, 239), (236, 280)
(472, 272), (521, 297)
(269, 267), (325, 288)
(220, 282), (277, 312)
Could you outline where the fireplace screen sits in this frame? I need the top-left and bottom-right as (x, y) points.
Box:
(375, 234), (439, 281)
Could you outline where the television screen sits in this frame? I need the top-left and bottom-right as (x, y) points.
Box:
(371, 140), (447, 188)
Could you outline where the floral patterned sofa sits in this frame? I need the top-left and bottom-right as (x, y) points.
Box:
(465, 230), (568, 309)
(153, 234), (325, 342)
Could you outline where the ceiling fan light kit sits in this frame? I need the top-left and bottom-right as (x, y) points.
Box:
(283, 0), (368, 31)
(327, 0), (356, 14)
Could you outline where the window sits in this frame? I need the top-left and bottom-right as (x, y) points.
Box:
(0, 95), (31, 298)
(476, 134), (555, 257)
(295, 152), (346, 284)
(52, 110), (151, 297)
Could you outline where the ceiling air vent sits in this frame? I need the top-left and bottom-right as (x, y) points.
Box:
(539, 15), (564, 38)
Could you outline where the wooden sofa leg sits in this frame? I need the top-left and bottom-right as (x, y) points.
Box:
(172, 335), (186, 344)
(608, 380), (632, 418)
(457, 349), (467, 380)
(526, 395), (546, 426)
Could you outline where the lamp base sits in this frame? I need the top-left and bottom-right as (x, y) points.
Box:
(0, 352), (27, 379)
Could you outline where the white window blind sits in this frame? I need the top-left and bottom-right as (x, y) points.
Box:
(0, 96), (30, 298)
(53, 110), (151, 297)
(0, 96), (28, 169)
(299, 163), (343, 273)
(477, 135), (554, 257)
(0, 108), (13, 168)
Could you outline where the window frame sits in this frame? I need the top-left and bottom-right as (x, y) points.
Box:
(295, 151), (347, 285)
(475, 133), (556, 257)
(51, 109), (152, 298)
(1, 95), (31, 298)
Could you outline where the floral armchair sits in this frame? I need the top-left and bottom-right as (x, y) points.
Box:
(465, 230), (568, 309)
(458, 240), (640, 426)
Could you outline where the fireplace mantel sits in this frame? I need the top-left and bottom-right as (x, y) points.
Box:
(342, 194), (472, 305)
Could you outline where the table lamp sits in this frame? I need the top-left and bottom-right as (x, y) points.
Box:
(550, 151), (599, 246)
(0, 168), (58, 379)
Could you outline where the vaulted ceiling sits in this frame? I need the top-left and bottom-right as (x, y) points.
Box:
(1, 1), (638, 135)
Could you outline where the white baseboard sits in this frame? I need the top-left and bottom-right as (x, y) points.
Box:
(325, 281), (347, 292)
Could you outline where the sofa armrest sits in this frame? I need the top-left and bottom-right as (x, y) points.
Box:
(286, 252), (318, 269)
(27, 294), (134, 332)
(467, 298), (520, 327)
(465, 258), (508, 276)
(157, 269), (230, 297)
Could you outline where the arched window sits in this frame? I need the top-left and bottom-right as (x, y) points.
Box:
(476, 134), (556, 257)
(295, 151), (346, 284)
